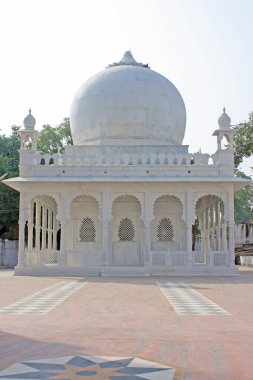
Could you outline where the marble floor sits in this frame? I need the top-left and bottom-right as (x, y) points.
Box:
(0, 268), (253, 379)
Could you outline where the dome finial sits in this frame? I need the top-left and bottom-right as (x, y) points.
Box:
(23, 108), (36, 129)
(120, 51), (137, 64)
(107, 51), (150, 68)
(218, 107), (231, 128)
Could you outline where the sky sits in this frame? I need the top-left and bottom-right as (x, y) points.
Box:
(0, 0), (252, 175)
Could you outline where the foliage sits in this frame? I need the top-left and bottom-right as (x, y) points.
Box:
(57, 118), (73, 146)
(37, 118), (73, 154)
(0, 126), (20, 237)
(37, 124), (62, 154)
(0, 126), (20, 176)
(234, 171), (253, 223)
(233, 113), (253, 169)
(233, 113), (253, 223)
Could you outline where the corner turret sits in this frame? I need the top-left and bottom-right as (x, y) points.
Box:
(18, 109), (39, 151)
(18, 109), (39, 176)
(212, 108), (235, 175)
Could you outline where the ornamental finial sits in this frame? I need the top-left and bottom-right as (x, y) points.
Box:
(120, 51), (137, 64)
(23, 108), (36, 129)
(107, 51), (150, 68)
(218, 107), (231, 128)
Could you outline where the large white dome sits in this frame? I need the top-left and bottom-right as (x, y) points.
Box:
(70, 52), (186, 146)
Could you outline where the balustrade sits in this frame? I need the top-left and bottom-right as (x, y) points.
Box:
(32, 151), (214, 167)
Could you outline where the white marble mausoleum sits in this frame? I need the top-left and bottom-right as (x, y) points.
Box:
(4, 51), (248, 276)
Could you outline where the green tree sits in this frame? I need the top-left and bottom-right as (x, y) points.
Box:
(37, 118), (73, 154)
(233, 112), (253, 169)
(0, 126), (20, 237)
(234, 171), (253, 223)
(57, 118), (73, 146)
(37, 124), (62, 154)
(233, 113), (253, 223)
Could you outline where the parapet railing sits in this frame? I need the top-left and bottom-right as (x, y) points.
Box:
(33, 152), (213, 167)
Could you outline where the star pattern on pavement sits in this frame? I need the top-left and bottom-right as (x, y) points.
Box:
(47, 363), (130, 379)
(0, 355), (179, 379)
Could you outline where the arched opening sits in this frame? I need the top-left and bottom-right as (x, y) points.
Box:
(24, 221), (28, 248)
(26, 195), (59, 265)
(221, 135), (229, 150)
(152, 195), (184, 252)
(195, 194), (227, 267)
(69, 195), (101, 267)
(56, 228), (61, 251)
(24, 136), (33, 150)
(151, 195), (186, 267)
(111, 195), (142, 267)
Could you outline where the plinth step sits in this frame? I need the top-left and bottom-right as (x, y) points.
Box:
(101, 267), (151, 277)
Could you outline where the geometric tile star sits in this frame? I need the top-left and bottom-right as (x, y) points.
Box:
(0, 355), (180, 379)
(47, 363), (131, 379)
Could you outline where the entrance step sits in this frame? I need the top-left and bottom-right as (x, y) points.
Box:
(101, 267), (151, 277)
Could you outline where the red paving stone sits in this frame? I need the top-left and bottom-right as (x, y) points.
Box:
(0, 269), (253, 379)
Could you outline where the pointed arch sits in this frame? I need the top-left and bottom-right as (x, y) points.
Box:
(151, 194), (185, 252)
(152, 193), (185, 222)
(111, 194), (142, 220)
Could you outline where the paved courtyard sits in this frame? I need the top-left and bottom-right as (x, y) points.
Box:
(0, 269), (253, 379)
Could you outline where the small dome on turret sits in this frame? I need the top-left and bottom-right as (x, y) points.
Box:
(23, 108), (36, 129)
(218, 107), (231, 129)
